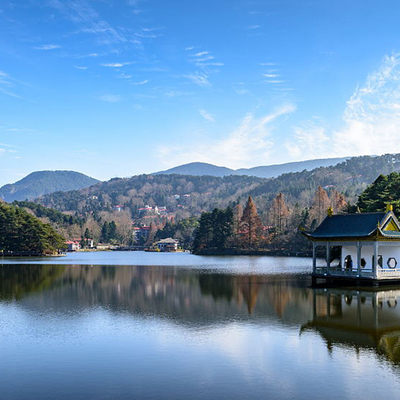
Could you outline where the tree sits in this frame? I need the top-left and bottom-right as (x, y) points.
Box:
(192, 208), (234, 253)
(240, 196), (263, 249)
(100, 221), (110, 243)
(310, 186), (330, 226)
(271, 193), (290, 232)
(330, 190), (347, 214)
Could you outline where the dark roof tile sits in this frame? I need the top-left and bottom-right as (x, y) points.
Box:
(309, 212), (386, 238)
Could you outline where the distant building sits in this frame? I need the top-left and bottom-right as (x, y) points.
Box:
(66, 240), (80, 252)
(133, 226), (151, 241)
(155, 238), (179, 252)
(72, 237), (94, 249)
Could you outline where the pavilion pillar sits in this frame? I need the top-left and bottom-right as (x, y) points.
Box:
(326, 242), (330, 275)
(357, 241), (362, 277)
(312, 242), (317, 274)
(373, 242), (379, 279)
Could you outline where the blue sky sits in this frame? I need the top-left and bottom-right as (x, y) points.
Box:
(2, 0), (400, 186)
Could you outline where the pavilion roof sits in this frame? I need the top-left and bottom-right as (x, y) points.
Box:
(304, 211), (400, 240)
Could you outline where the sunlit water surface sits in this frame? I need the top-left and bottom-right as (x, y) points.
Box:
(1, 252), (400, 400)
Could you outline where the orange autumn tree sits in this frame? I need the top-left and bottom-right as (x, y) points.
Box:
(310, 186), (330, 228)
(271, 193), (290, 233)
(240, 196), (263, 249)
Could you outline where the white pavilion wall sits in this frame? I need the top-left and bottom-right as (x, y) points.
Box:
(341, 244), (400, 270)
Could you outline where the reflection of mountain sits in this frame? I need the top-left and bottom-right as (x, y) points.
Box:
(302, 288), (400, 365)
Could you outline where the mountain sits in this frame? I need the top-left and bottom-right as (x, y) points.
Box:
(154, 157), (349, 179)
(154, 162), (234, 177)
(37, 154), (400, 219)
(234, 157), (350, 178)
(0, 171), (100, 202)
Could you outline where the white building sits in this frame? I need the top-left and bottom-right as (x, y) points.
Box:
(155, 238), (179, 252)
(305, 206), (400, 284)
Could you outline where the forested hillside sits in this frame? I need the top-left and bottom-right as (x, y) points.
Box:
(0, 170), (99, 202)
(37, 153), (400, 219)
(22, 153), (400, 249)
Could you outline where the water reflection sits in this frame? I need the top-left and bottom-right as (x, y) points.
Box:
(302, 288), (400, 365)
(3, 263), (400, 370)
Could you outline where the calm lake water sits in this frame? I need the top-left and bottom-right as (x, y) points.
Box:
(1, 252), (400, 400)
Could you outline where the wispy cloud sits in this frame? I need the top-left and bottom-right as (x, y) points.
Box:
(0, 147), (18, 156)
(0, 70), (23, 99)
(101, 62), (134, 67)
(74, 65), (88, 70)
(184, 72), (210, 87)
(98, 94), (122, 103)
(33, 44), (61, 50)
(199, 109), (215, 122)
(193, 51), (209, 57)
(48, 0), (138, 46)
(286, 52), (400, 159)
(187, 49), (223, 68)
(132, 80), (149, 85)
(126, 0), (143, 15)
(157, 104), (296, 169)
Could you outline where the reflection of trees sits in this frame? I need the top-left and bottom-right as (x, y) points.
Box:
(199, 274), (234, 302)
(7, 265), (313, 327)
(0, 264), (65, 300)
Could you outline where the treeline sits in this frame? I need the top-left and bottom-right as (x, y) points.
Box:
(192, 186), (347, 255)
(0, 202), (65, 255)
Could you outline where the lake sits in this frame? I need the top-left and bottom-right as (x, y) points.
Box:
(1, 251), (400, 400)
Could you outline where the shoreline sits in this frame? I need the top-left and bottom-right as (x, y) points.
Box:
(193, 248), (312, 257)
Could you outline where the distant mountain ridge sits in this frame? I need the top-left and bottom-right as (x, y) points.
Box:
(0, 170), (100, 202)
(154, 157), (349, 179)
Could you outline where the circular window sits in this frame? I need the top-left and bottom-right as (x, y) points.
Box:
(387, 257), (397, 269)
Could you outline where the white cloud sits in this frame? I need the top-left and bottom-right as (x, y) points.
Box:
(286, 123), (329, 159)
(286, 52), (400, 160)
(132, 80), (149, 85)
(101, 62), (133, 67)
(157, 104), (295, 169)
(199, 109), (215, 122)
(74, 65), (88, 70)
(193, 51), (209, 57)
(184, 72), (210, 87)
(98, 94), (121, 103)
(33, 44), (61, 50)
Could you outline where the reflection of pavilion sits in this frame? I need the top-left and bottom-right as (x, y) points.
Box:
(302, 288), (400, 363)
